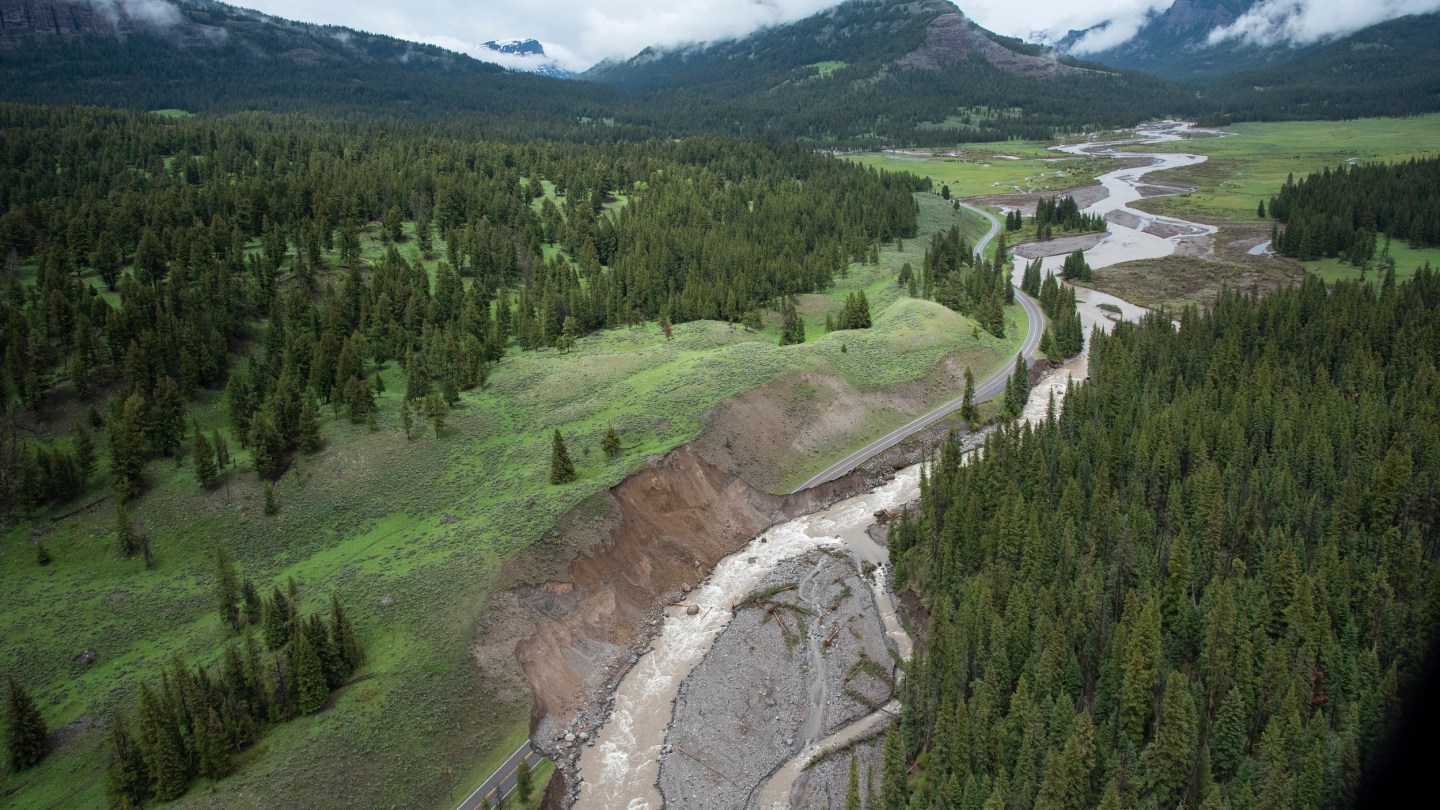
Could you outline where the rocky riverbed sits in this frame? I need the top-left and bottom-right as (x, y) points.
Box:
(657, 548), (896, 809)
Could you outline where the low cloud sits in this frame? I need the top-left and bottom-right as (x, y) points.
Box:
(241, 1), (839, 71)
(1207, 0), (1440, 47)
(962, 0), (1176, 54)
(78, 0), (183, 29)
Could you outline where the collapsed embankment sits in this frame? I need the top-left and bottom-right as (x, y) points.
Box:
(508, 444), (904, 803)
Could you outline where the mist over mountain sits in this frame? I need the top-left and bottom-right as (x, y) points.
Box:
(478, 38), (575, 77)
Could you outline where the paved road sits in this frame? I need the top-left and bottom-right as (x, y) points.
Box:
(792, 200), (1044, 493)
(457, 741), (545, 810)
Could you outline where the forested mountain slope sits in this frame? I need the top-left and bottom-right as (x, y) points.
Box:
(1204, 13), (1440, 122)
(581, 0), (1204, 144)
(0, 0), (628, 134)
(885, 273), (1440, 808)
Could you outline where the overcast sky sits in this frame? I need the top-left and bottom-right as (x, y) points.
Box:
(231, 0), (1440, 69)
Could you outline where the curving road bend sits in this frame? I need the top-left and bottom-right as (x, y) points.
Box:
(792, 200), (1043, 493)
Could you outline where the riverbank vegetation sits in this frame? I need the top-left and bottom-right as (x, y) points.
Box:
(1269, 156), (1439, 267)
(886, 270), (1440, 809)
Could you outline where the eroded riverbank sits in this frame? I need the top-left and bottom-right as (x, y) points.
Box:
(557, 122), (1216, 809)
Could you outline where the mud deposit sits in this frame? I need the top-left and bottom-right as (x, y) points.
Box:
(657, 550), (894, 809)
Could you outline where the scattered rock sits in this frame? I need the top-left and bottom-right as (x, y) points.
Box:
(686, 605), (700, 616)
(440, 515), (460, 524)
(378, 595), (395, 607)
(73, 650), (97, 669)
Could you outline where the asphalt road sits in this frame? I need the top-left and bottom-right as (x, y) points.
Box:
(457, 741), (545, 810)
(791, 200), (1045, 493)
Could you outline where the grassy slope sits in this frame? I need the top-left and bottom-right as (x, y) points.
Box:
(1123, 116), (1440, 282)
(0, 192), (1013, 808)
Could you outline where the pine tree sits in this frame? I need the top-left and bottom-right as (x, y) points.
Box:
(516, 758), (534, 803)
(1004, 354), (1029, 417)
(550, 430), (576, 484)
(961, 367), (977, 422)
(1210, 686), (1247, 781)
(109, 393), (148, 500)
(1121, 598), (1162, 748)
(216, 547), (241, 631)
(213, 431), (230, 473)
(104, 716), (146, 809)
(423, 392), (448, 437)
(263, 587), (292, 651)
(881, 724), (908, 810)
(1145, 671), (1197, 809)
(263, 482), (278, 515)
(401, 397), (414, 440)
(136, 682), (187, 800)
(404, 349), (431, 402)
(292, 622), (329, 715)
(1257, 199), (1267, 218)
(195, 706), (231, 779)
(193, 423), (217, 488)
(73, 423), (96, 485)
(297, 398), (322, 453)
(602, 424), (622, 460)
(5, 675), (46, 771)
(331, 595), (363, 674)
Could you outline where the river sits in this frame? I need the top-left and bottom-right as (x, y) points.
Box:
(573, 121), (1218, 809)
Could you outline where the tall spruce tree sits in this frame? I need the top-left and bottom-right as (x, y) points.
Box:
(192, 424), (217, 488)
(550, 430), (576, 484)
(5, 675), (46, 771)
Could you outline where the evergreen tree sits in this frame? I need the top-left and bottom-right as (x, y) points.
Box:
(602, 424), (622, 460)
(401, 398), (414, 440)
(136, 682), (187, 801)
(550, 430), (577, 484)
(961, 367), (977, 422)
(405, 349), (431, 402)
(516, 758), (534, 803)
(216, 547), (241, 631)
(149, 377), (186, 457)
(1210, 687), (1248, 781)
(109, 393), (149, 500)
(4, 675), (46, 771)
(292, 625), (328, 715)
(213, 431), (230, 473)
(104, 717), (146, 810)
(881, 724), (908, 810)
(1003, 354), (1029, 417)
(193, 423), (217, 489)
(1146, 671), (1198, 809)
(297, 397), (322, 453)
(331, 595), (363, 673)
(423, 392), (448, 437)
(73, 423), (97, 485)
(263, 587), (293, 651)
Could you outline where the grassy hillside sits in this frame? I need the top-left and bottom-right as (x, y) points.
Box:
(0, 191), (1016, 808)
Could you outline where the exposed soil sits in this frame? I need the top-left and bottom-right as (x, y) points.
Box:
(963, 183), (1110, 215)
(1013, 232), (1108, 260)
(694, 363), (969, 494)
